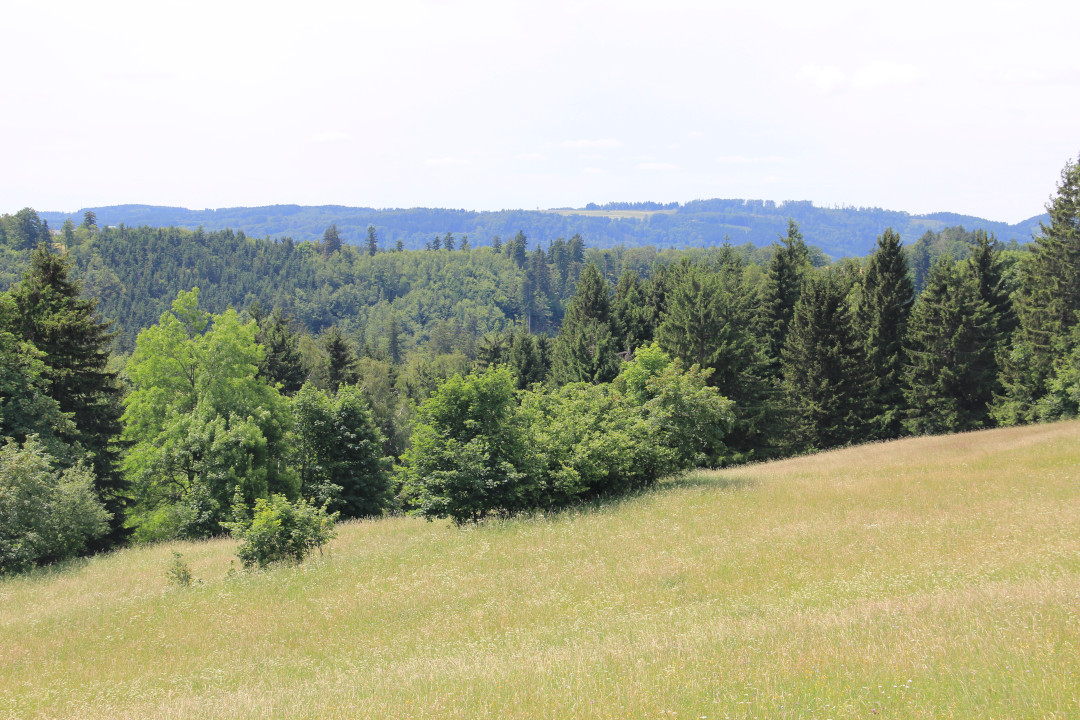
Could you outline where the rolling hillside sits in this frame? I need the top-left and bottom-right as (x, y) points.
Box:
(38, 201), (1047, 259)
(2, 421), (1078, 719)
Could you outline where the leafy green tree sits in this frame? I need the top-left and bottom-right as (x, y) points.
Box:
(81, 211), (98, 232)
(0, 437), (110, 574)
(854, 228), (915, 439)
(782, 272), (868, 452)
(994, 156), (1080, 424)
(903, 257), (997, 434)
(9, 246), (126, 545)
(399, 366), (533, 523)
(227, 494), (337, 568)
(551, 263), (619, 384)
(122, 289), (296, 540)
(293, 383), (390, 517)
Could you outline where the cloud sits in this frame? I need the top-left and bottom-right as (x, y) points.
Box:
(425, 157), (469, 166)
(637, 162), (679, 171)
(551, 138), (623, 149)
(687, 130), (706, 139)
(514, 152), (546, 161)
(310, 130), (352, 144)
(797, 62), (921, 92)
(851, 61), (921, 89)
(582, 167), (605, 175)
(1003, 68), (1046, 85)
(716, 155), (785, 164)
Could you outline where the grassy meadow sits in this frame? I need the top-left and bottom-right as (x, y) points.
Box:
(2, 421), (1079, 719)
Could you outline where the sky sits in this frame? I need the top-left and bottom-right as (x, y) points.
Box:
(3, 0), (1078, 224)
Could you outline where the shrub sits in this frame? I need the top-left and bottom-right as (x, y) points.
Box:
(0, 437), (111, 574)
(166, 551), (194, 586)
(227, 494), (337, 568)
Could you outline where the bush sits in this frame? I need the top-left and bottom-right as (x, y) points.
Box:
(227, 494), (337, 568)
(0, 437), (111, 574)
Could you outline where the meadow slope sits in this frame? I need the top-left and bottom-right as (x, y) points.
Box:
(2, 422), (1079, 719)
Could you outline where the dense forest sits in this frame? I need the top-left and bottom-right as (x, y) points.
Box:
(37, 198), (1044, 259)
(2, 155), (1078, 571)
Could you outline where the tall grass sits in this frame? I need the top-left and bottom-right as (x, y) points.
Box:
(2, 422), (1078, 718)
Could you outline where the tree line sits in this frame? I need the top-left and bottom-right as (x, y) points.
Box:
(2, 155), (1078, 571)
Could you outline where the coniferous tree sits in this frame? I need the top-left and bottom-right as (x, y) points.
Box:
(551, 263), (619, 384)
(613, 269), (648, 357)
(323, 325), (359, 392)
(656, 257), (774, 460)
(321, 224), (342, 255)
(903, 257), (996, 434)
(761, 220), (811, 376)
(854, 228), (915, 439)
(443, 232), (455, 251)
(994, 156), (1080, 424)
(782, 272), (868, 452)
(366, 225), (379, 256)
(254, 307), (306, 395)
(9, 245), (126, 546)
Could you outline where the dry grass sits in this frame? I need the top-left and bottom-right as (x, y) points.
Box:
(3, 422), (1079, 718)
(542, 209), (677, 220)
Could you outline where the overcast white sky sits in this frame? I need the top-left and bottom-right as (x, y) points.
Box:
(2, 0), (1077, 224)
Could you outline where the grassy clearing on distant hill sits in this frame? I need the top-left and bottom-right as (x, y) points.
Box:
(3, 422), (1079, 719)
(544, 209), (677, 220)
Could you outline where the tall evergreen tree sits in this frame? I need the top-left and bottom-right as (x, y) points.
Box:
(854, 228), (914, 439)
(9, 245), (126, 546)
(782, 272), (868, 452)
(551, 263), (619, 384)
(994, 155), (1080, 424)
(903, 257), (997, 435)
(253, 306), (306, 395)
(366, 225), (379, 256)
(321, 224), (343, 255)
(612, 269), (648, 357)
(323, 325), (359, 392)
(761, 219), (811, 376)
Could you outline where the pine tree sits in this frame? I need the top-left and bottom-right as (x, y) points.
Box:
(903, 257), (997, 434)
(994, 155), (1080, 424)
(613, 269), (648, 356)
(782, 272), (868, 452)
(854, 228), (915, 439)
(9, 245), (126, 545)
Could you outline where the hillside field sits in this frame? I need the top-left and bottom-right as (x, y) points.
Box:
(2, 422), (1079, 719)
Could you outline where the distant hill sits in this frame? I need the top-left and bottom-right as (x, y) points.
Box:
(39, 201), (1047, 259)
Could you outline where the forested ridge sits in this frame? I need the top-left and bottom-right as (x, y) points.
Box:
(37, 198), (1045, 259)
(2, 155), (1078, 571)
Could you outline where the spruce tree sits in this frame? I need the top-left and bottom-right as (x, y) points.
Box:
(761, 219), (811, 376)
(551, 263), (619, 384)
(854, 228), (914, 439)
(782, 271), (868, 452)
(322, 224), (342, 255)
(323, 325), (359, 392)
(994, 155), (1080, 424)
(903, 257), (997, 434)
(10, 245), (126, 545)
(254, 307), (306, 395)
(366, 225), (378, 256)
(613, 269), (648, 357)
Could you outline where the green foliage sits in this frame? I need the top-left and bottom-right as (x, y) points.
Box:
(551, 263), (619, 385)
(854, 228), (915, 439)
(995, 156), (1080, 424)
(0, 437), (110, 574)
(399, 366), (532, 523)
(165, 551), (194, 586)
(227, 494), (337, 568)
(782, 272), (868, 452)
(293, 383), (390, 517)
(903, 257), (997, 434)
(122, 289), (296, 541)
(761, 219), (811, 372)
(7, 246), (126, 546)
